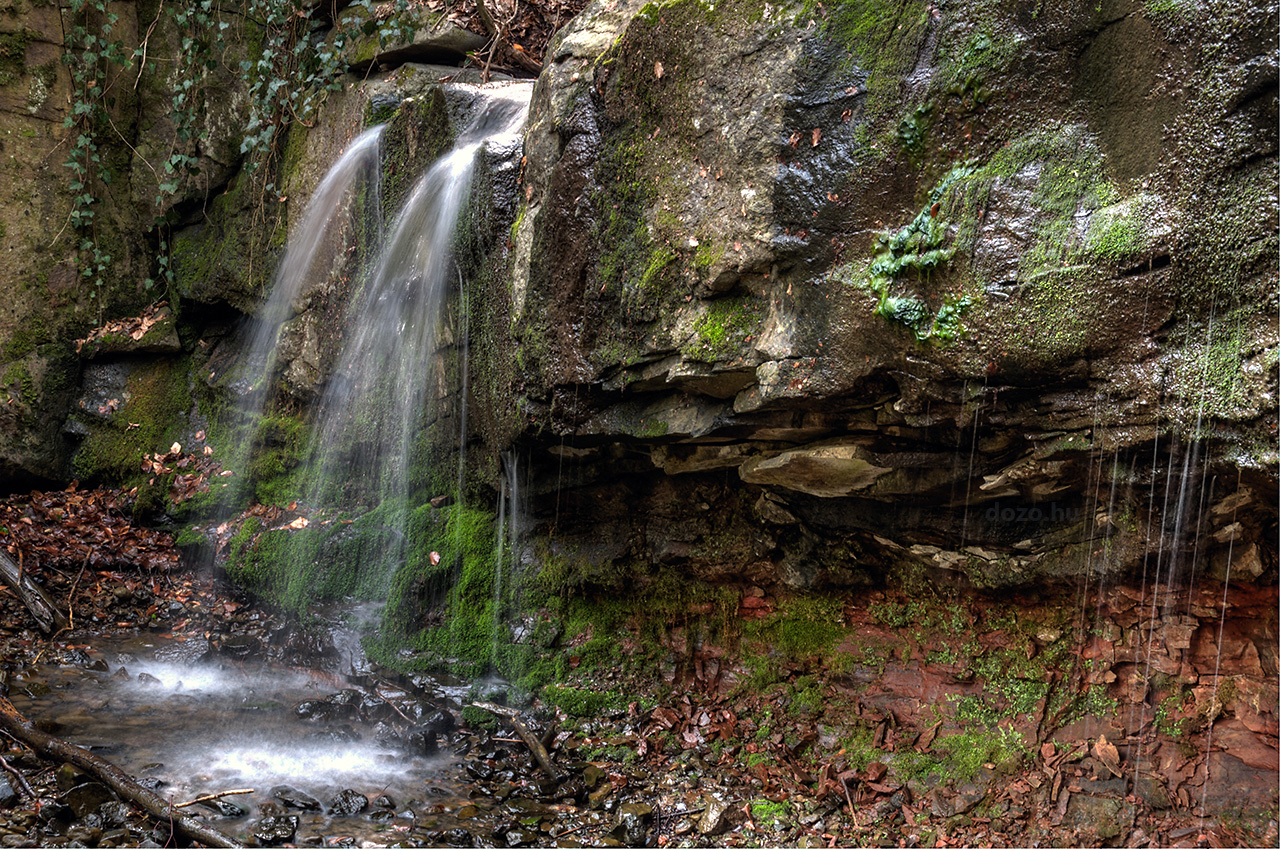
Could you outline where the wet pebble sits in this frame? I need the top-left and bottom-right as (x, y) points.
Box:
(611, 801), (653, 846)
(253, 814), (299, 845)
(65, 824), (102, 845)
(272, 784), (322, 811)
(327, 788), (368, 816)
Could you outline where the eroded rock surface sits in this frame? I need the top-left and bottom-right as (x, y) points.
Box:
(474, 0), (1277, 594)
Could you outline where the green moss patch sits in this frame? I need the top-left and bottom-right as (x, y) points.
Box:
(72, 357), (194, 485)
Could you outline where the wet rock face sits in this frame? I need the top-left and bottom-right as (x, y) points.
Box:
(482, 0), (1279, 591)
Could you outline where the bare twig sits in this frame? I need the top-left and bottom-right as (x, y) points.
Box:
(66, 549), (92, 631)
(134, 0), (165, 90)
(173, 788), (255, 810)
(0, 754), (35, 799)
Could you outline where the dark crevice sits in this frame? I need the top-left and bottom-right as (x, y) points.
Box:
(1120, 253), (1172, 278)
(349, 47), (473, 76)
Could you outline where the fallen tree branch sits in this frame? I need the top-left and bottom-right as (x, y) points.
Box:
(0, 693), (244, 848)
(470, 701), (562, 780)
(0, 549), (69, 635)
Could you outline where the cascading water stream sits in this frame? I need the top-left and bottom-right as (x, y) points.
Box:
(232, 124), (385, 407)
(212, 124), (385, 522)
(492, 451), (528, 666)
(298, 86), (531, 596)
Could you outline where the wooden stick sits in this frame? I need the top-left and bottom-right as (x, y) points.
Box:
(0, 550), (68, 635)
(0, 753), (34, 799)
(173, 788), (255, 810)
(470, 701), (562, 780)
(0, 694), (244, 848)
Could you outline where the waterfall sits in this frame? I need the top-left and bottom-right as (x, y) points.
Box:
(211, 125), (384, 522)
(234, 125), (385, 403)
(215, 83), (533, 621)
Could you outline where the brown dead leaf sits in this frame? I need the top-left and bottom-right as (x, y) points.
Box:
(1094, 734), (1122, 778)
(916, 720), (943, 752)
(654, 60), (663, 78)
(811, 127), (821, 147)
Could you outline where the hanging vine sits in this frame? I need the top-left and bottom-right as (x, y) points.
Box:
(57, 0), (417, 319)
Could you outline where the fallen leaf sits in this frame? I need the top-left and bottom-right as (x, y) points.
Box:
(1094, 734), (1122, 778)
(654, 60), (663, 78)
(811, 127), (821, 147)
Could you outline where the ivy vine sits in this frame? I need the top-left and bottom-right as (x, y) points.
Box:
(58, 0), (417, 319)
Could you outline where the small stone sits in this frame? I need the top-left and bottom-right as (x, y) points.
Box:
(327, 789), (368, 817)
(199, 797), (248, 817)
(611, 802), (653, 846)
(252, 814), (298, 846)
(581, 764), (605, 790)
(65, 782), (115, 818)
(698, 797), (734, 836)
(65, 825), (102, 845)
(588, 784), (612, 810)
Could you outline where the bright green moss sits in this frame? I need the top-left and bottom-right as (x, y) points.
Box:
(248, 414), (310, 505)
(540, 684), (623, 717)
(748, 799), (792, 827)
(72, 357), (194, 485)
(682, 296), (763, 360)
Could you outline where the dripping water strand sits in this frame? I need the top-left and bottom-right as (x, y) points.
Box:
(958, 378), (986, 550)
(1198, 468), (1241, 824)
(1128, 400), (1164, 795)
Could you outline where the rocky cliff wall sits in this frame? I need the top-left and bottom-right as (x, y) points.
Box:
(475, 0), (1278, 594)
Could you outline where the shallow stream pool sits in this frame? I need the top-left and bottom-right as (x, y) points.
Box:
(9, 632), (476, 846)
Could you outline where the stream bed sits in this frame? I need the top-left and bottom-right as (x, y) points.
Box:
(8, 631), (482, 846)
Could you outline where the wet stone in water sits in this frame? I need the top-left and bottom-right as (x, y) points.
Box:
(199, 797), (248, 817)
(271, 784), (321, 811)
(328, 789), (369, 816)
(611, 802), (654, 846)
(253, 814), (299, 846)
